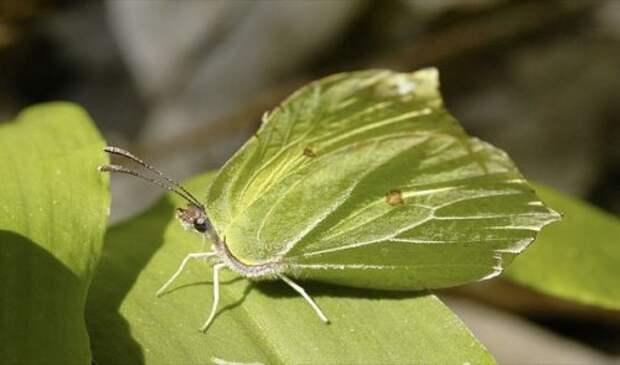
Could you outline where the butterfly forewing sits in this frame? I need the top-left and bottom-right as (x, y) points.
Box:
(206, 69), (559, 289)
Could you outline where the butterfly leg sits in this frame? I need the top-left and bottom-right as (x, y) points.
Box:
(200, 262), (226, 332)
(156, 252), (216, 296)
(278, 274), (329, 324)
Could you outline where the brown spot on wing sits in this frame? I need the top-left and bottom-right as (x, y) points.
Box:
(303, 147), (317, 157)
(386, 189), (404, 206)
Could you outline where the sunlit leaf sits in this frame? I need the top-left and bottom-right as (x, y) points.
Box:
(0, 103), (109, 364)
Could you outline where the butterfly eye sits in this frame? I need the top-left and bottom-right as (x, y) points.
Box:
(193, 217), (208, 233)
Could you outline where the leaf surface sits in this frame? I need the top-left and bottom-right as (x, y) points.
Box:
(0, 103), (109, 364)
(507, 184), (620, 310)
(87, 173), (495, 365)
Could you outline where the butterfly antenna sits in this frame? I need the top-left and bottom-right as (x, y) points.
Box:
(103, 146), (203, 207)
(99, 164), (200, 205)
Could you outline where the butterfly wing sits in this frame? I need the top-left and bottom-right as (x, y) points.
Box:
(206, 69), (559, 289)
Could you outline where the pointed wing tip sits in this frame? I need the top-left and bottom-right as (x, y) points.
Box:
(412, 67), (439, 83)
(405, 67), (441, 99)
(550, 207), (563, 222)
(413, 67), (439, 77)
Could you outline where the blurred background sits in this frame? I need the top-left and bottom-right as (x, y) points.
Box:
(1, 0), (619, 362)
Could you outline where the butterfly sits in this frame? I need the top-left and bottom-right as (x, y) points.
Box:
(100, 68), (559, 332)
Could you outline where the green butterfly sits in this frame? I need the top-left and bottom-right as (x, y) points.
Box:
(101, 68), (559, 332)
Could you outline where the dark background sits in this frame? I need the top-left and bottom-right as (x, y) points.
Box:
(1, 1), (619, 362)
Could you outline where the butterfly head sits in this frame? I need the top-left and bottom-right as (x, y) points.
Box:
(176, 203), (210, 233)
(99, 146), (213, 235)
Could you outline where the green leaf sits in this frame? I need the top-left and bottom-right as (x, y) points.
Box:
(506, 184), (620, 310)
(207, 69), (559, 289)
(87, 173), (495, 364)
(0, 103), (109, 364)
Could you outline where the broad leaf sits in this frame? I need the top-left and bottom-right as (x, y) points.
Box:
(507, 184), (620, 310)
(207, 69), (559, 289)
(0, 103), (109, 364)
(86, 173), (495, 364)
